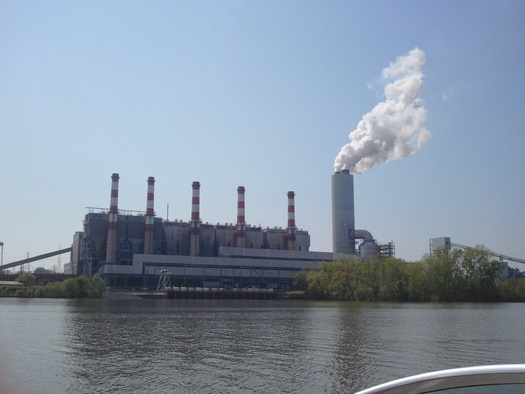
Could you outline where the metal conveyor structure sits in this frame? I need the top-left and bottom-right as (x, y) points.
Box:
(0, 248), (72, 271)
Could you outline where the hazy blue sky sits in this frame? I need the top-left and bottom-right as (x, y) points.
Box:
(1, 1), (524, 270)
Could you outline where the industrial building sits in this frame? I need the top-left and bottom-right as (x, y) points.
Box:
(67, 174), (332, 289)
(62, 171), (393, 290)
(332, 170), (395, 259)
(8, 174), (525, 284)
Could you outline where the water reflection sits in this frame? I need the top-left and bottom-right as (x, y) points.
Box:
(64, 300), (346, 393)
(2, 299), (525, 393)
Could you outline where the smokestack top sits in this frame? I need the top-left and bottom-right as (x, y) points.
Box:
(111, 173), (120, 181)
(192, 181), (200, 189)
(147, 176), (155, 184)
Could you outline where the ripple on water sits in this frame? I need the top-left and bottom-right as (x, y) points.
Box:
(2, 299), (525, 393)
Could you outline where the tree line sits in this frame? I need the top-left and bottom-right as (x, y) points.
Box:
(0, 273), (106, 298)
(294, 246), (525, 302)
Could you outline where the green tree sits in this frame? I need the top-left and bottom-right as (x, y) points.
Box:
(44, 281), (64, 298)
(293, 271), (308, 291)
(500, 278), (525, 302)
(423, 247), (464, 301)
(404, 262), (427, 301)
(324, 260), (348, 300)
(16, 272), (36, 287)
(306, 266), (330, 299)
(376, 257), (407, 301)
(63, 278), (79, 298)
(299, 250), (525, 302)
(461, 246), (501, 301)
(74, 276), (91, 298)
(354, 258), (377, 300)
(88, 274), (107, 298)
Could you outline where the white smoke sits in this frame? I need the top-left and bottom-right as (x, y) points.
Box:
(334, 48), (431, 174)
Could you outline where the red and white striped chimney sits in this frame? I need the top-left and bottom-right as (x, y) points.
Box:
(236, 186), (246, 248)
(144, 176), (155, 254)
(286, 191), (296, 250)
(190, 181), (201, 256)
(105, 173), (120, 263)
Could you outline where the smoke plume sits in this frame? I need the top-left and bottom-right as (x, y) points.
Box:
(334, 48), (431, 174)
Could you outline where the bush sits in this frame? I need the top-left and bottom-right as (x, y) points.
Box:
(74, 276), (91, 298)
(1, 274), (107, 299)
(44, 281), (64, 298)
(88, 274), (107, 298)
(63, 278), (79, 298)
(16, 272), (36, 287)
(300, 248), (525, 302)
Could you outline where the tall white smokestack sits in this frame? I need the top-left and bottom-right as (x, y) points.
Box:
(334, 48), (431, 174)
(332, 170), (355, 256)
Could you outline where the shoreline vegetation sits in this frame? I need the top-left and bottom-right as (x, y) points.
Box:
(295, 247), (525, 302)
(0, 273), (106, 298)
(2, 247), (524, 302)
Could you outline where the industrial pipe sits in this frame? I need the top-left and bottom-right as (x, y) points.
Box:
(350, 229), (374, 241)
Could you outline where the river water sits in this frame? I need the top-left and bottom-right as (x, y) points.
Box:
(1, 299), (524, 393)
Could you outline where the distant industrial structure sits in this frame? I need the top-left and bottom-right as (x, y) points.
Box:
(60, 171), (392, 289)
(1, 171), (396, 289)
(15, 172), (525, 289)
(429, 237), (525, 272)
(64, 173), (330, 289)
(332, 170), (395, 259)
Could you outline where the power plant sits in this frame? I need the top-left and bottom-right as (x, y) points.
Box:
(60, 172), (392, 289)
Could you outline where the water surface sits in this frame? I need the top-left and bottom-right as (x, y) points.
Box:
(1, 299), (524, 393)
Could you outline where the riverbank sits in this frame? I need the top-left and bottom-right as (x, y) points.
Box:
(102, 289), (306, 300)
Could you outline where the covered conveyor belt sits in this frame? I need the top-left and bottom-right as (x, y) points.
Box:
(450, 243), (525, 265)
(0, 247), (72, 270)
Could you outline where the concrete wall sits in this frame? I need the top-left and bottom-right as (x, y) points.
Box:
(82, 213), (110, 267)
(245, 227), (264, 249)
(199, 225), (215, 256)
(81, 213), (164, 268)
(164, 221), (191, 256)
(294, 231), (310, 252)
(214, 225), (237, 248)
(264, 228), (287, 250)
(66, 231), (83, 274)
(82, 212), (313, 279)
(101, 252), (326, 278)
